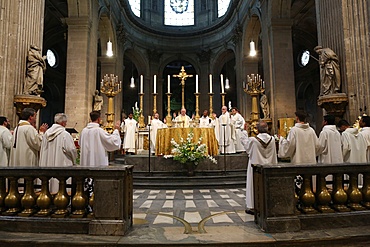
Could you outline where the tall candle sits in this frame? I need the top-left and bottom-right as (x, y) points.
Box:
(148, 116), (151, 125)
(209, 74), (213, 93)
(154, 75), (157, 93)
(195, 74), (199, 93)
(262, 81), (265, 88)
(167, 75), (170, 93)
(140, 75), (143, 94)
(220, 74), (224, 93)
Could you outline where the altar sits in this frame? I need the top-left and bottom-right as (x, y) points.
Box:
(155, 127), (218, 156)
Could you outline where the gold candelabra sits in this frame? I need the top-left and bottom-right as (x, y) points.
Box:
(194, 92), (200, 122)
(166, 93), (172, 127)
(100, 74), (121, 133)
(152, 93), (157, 115)
(220, 92), (226, 107)
(243, 73), (265, 136)
(138, 93), (145, 129)
(208, 93), (214, 116)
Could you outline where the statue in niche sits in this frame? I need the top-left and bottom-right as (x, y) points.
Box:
(260, 93), (270, 119)
(93, 90), (103, 111)
(314, 46), (341, 96)
(24, 45), (46, 96)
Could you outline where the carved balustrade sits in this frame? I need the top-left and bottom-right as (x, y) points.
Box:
(253, 163), (370, 233)
(0, 165), (133, 236)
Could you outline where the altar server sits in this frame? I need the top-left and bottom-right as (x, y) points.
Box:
(359, 116), (370, 162)
(278, 110), (319, 164)
(39, 113), (77, 193)
(149, 113), (167, 153)
(0, 116), (13, 166)
(241, 121), (277, 215)
(219, 106), (235, 154)
(231, 107), (245, 153)
(123, 112), (138, 154)
(79, 111), (121, 166)
(175, 108), (191, 128)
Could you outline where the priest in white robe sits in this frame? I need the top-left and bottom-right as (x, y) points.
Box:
(231, 107), (245, 152)
(175, 108), (191, 128)
(123, 113), (138, 154)
(317, 115), (343, 164)
(278, 110), (319, 164)
(210, 112), (220, 143)
(0, 117), (13, 166)
(219, 106), (236, 154)
(149, 113), (167, 153)
(241, 121), (277, 214)
(9, 108), (48, 167)
(199, 110), (211, 128)
(39, 113), (77, 193)
(338, 120), (367, 163)
(79, 111), (121, 167)
(359, 116), (370, 162)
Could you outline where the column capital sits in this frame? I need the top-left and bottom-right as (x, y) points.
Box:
(65, 17), (91, 29)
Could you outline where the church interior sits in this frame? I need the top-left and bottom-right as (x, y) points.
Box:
(1, 0), (370, 245)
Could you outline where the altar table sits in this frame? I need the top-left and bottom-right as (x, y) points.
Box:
(155, 128), (219, 156)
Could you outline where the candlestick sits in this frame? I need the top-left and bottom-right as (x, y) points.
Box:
(152, 93), (157, 115)
(220, 74), (224, 93)
(209, 74), (213, 93)
(153, 75), (157, 93)
(208, 92), (214, 116)
(220, 92), (226, 107)
(140, 75), (143, 94)
(138, 93), (145, 129)
(194, 92), (200, 123)
(195, 75), (199, 93)
(167, 75), (170, 93)
(166, 93), (172, 127)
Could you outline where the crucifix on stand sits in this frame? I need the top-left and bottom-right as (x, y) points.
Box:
(173, 66), (193, 109)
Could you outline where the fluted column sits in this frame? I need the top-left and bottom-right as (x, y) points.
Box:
(0, 0), (45, 123)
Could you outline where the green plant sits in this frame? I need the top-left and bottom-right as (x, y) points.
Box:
(170, 131), (217, 165)
(132, 102), (141, 121)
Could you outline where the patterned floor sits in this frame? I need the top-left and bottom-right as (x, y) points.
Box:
(133, 188), (253, 229)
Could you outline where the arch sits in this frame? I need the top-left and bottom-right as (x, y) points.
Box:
(67, 0), (90, 17)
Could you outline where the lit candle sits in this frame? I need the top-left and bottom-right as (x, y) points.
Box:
(209, 74), (213, 93)
(148, 115), (151, 125)
(101, 79), (103, 88)
(167, 75), (170, 93)
(154, 75), (157, 93)
(262, 81), (265, 88)
(195, 74), (199, 93)
(220, 74), (224, 93)
(140, 75), (143, 94)
(119, 81), (122, 90)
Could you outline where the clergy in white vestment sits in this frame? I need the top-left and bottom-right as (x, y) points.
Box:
(231, 107), (246, 153)
(338, 120), (367, 163)
(219, 106), (236, 154)
(359, 116), (370, 162)
(278, 110), (319, 164)
(9, 108), (48, 167)
(123, 113), (138, 154)
(210, 112), (220, 142)
(79, 111), (121, 167)
(39, 113), (77, 193)
(199, 110), (211, 128)
(317, 115), (343, 164)
(0, 117), (13, 167)
(241, 121), (277, 214)
(175, 108), (191, 128)
(149, 113), (167, 153)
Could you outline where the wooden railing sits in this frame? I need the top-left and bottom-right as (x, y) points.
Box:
(253, 163), (370, 233)
(0, 165), (133, 236)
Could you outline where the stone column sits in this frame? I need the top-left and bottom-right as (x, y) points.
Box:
(316, 0), (370, 121)
(0, 0), (45, 123)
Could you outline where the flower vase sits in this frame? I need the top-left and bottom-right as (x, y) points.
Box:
(186, 162), (196, 177)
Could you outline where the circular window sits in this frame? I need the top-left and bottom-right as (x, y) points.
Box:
(298, 50), (310, 67)
(46, 49), (57, 68)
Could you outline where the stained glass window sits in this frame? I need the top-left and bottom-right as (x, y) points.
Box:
(128, 0), (140, 17)
(218, 0), (231, 17)
(164, 0), (194, 26)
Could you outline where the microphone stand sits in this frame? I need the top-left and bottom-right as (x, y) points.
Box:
(222, 123), (227, 175)
(148, 123), (151, 176)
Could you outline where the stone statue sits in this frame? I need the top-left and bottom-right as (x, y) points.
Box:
(93, 90), (103, 111)
(314, 46), (341, 95)
(24, 45), (46, 95)
(260, 94), (270, 119)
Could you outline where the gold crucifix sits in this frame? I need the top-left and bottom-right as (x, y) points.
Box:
(173, 66), (193, 109)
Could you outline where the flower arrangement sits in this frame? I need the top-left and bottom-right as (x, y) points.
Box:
(169, 132), (217, 165)
(132, 102), (141, 121)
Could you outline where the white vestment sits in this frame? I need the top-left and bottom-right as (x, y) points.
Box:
(123, 118), (138, 153)
(241, 131), (277, 209)
(278, 123), (318, 164)
(218, 112), (236, 154)
(199, 116), (211, 128)
(39, 124), (77, 193)
(231, 112), (245, 152)
(317, 125), (343, 163)
(79, 123), (121, 167)
(210, 117), (220, 143)
(149, 118), (167, 153)
(342, 127), (367, 163)
(359, 127), (370, 162)
(175, 115), (191, 128)
(0, 126), (13, 167)
(9, 120), (43, 167)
